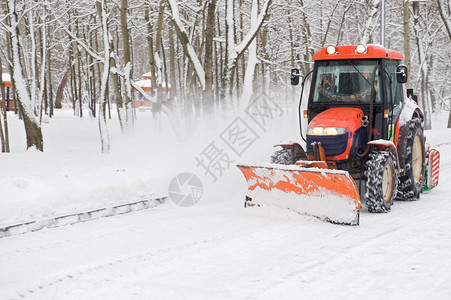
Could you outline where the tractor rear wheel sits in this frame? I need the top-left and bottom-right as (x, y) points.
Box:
(396, 118), (425, 201)
(365, 151), (399, 213)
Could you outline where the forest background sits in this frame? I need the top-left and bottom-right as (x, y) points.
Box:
(0, 0), (450, 153)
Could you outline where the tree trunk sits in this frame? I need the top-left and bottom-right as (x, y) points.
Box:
(413, 2), (432, 130)
(20, 102), (44, 150)
(48, 48), (53, 117)
(121, 0), (133, 129)
(204, 0), (216, 109)
(223, 0), (236, 99)
(55, 67), (71, 109)
(361, 0), (380, 44)
(160, 36), (170, 106)
(168, 21), (177, 99)
(436, 0), (451, 128)
(0, 57), (9, 152)
(167, 0), (206, 90)
(7, 0), (43, 151)
(69, 29), (77, 115)
(223, 0), (272, 100)
(242, 0), (259, 103)
(154, 1), (165, 117)
(403, 0), (411, 87)
(110, 38), (125, 133)
(144, 8), (160, 116)
(96, 0), (111, 153)
(335, 5), (351, 46)
(299, 0), (313, 74)
(0, 49), (11, 152)
(77, 35), (83, 118)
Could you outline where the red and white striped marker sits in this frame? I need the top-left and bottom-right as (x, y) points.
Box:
(426, 148), (440, 189)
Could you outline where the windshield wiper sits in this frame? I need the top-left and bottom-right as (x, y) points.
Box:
(345, 59), (372, 86)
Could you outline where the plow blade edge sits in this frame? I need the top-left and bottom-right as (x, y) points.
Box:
(237, 163), (361, 225)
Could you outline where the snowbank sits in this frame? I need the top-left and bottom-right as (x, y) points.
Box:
(0, 100), (299, 227)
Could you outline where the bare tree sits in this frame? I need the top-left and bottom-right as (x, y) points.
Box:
(167, 0), (206, 91)
(0, 56), (10, 152)
(436, 0), (451, 128)
(361, 0), (380, 44)
(4, 0), (43, 151)
(96, 0), (111, 153)
(241, 0), (259, 102)
(204, 0), (217, 107)
(120, 0), (133, 130)
(223, 0), (272, 99)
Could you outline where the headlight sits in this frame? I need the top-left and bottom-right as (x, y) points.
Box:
(308, 127), (347, 135)
(325, 127), (338, 135)
(310, 127), (324, 135)
(326, 46), (336, 55)
(356, 44), (367, 54)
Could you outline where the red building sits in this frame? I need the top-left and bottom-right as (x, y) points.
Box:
(0, 67), (14, 111)
(132, 72), (171, 110)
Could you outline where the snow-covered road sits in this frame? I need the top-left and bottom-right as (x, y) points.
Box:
(1, 110), (450, 299)
(1, 147), (451, 300)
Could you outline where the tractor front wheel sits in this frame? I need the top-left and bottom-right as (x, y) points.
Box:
(271, 148), (295, 165)
(365, 151), (399, 213)
(271, 144), (306, 165)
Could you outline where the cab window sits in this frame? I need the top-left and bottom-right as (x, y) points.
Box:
(312, 60), (381, 104)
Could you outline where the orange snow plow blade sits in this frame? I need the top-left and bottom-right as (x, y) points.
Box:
(237, 163), (361, 225)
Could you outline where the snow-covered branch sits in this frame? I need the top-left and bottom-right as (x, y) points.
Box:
(167, 0), (206, 90)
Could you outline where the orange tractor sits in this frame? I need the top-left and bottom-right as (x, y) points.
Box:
(237, 45), (440, 225)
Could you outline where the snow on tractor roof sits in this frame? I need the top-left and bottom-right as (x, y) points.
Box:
(313, 45), (404, 61)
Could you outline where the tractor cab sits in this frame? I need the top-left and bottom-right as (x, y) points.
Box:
(292, 45), (410, 167)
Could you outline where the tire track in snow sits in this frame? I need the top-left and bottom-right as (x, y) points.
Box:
(7, 207), (255, 299)
(431, 141), (451, 148)
(11, 235), (226, 299)
(253, 207), (440, 299)
(0, 202), (176, 262)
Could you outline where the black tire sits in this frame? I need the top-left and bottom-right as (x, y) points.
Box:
(396, 118), (425, 201)
(364, 151), (399, 213)
(271, 144), (307, 165)
(271, 148), (295, 165)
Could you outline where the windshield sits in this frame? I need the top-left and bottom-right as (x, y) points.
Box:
(312, 60), (380, 103)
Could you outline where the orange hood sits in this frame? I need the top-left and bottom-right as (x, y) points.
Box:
(308, 107), (364, 133)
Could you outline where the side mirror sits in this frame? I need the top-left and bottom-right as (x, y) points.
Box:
(291, 68), (300, 86)
(396, 65), (408, 84)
